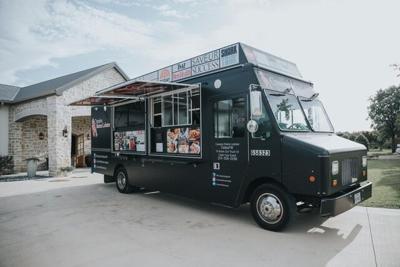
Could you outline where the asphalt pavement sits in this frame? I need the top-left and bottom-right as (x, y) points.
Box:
(0, 171), (399, 267)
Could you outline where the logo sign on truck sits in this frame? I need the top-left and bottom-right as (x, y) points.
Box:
(192, 50), (220, 75)
(135, 43), (240, 82)
(172, 59), (192, 81)
(220, 44), (239, 68)
(158, 66), (172, 82)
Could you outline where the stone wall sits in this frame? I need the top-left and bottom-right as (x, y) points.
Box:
(8, 97), (48, 172)
(8, 107), (23, 172)
(8, 67), (126, 175)
(21, 116), (48, 171)
(0, 105), (9, 156)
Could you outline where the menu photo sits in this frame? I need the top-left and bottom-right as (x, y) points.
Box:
(114, 130), (145, 152)
(167, 127), (201, 154)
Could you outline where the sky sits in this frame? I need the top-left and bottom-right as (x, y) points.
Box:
(0, 0), (399, 131)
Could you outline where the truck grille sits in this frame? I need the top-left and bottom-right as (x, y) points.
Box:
(341, 158), (359, 186)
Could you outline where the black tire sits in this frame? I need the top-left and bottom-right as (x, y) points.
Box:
(250, 184), (296, 231)
(115, 167), (137, 194)
(104, 175), (115, 183)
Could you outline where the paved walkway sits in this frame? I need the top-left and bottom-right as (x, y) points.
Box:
(0, 171), (399, 267)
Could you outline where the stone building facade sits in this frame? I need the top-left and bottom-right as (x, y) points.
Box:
(1, 63), (128, 176)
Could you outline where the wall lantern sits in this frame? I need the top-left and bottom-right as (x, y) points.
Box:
(38, 132), (44, 140)
(62, 126), (68, 137)
(86, 133), (90, 140)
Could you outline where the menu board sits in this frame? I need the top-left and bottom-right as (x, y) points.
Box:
(136, 43), (240, 82)
(167, 127), (201, 154)
(114, 130), (145, 152)
(91, 107), (111, 149)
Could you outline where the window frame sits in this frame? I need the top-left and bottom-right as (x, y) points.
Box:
(148, 86), (202, 159)
(150, 87), (200, 128)
(213, 96), (247, 139)
(111, 99), (147, 155)
(249, 87), (273, 140)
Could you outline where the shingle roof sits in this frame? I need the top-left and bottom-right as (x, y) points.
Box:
(0, 62), (129, 103)
(0, 84), (20, 102)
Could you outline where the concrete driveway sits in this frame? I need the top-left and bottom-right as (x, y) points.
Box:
(0, 172), (399, 267)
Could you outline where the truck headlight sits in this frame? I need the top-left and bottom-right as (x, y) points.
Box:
(332, 160), (339, 175)
(362, 156), (367, 167)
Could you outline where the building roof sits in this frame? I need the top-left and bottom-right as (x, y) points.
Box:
(0, 84), (20, 102)
(0, 62), (129, 104)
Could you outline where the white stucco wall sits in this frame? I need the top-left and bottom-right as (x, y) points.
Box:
(0, 105), (9, 156)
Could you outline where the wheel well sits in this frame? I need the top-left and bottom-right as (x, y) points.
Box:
(113, 164), (125, 177)
(242, 177), (288, 204)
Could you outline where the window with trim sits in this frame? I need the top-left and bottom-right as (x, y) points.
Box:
(113, 101), (146, 153)
(149, 87), (201, 156)
(151, 88), (200, 127)
(214, 97), (246, 138)
(114, 101), (145, 130)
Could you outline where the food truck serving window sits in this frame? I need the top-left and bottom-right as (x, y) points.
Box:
(149, 87), (201, 156)
(113, 101), (146, 153)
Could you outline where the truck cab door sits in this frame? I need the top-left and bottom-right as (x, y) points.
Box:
(209, 93), (249, 206)
(247, 88), (282, 183)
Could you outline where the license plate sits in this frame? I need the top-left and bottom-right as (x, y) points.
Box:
(354, 192), (361, 204)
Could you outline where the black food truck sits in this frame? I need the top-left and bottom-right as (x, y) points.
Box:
(72, 43), (372, 231)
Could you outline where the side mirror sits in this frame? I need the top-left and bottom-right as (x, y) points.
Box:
(250, 90), (262, 118)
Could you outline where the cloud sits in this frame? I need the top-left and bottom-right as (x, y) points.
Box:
(152, 4), (190, 19)
(1, 0), (399, 131)
(0, 0), (156, 84)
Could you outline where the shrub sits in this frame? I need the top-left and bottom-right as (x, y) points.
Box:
(0, 156), (14, 175)
(85, 155), (92, 167)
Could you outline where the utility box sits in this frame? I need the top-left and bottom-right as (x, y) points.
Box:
(26, 157), (40, 178)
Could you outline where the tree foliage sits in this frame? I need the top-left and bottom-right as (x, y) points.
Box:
(368, 86), (400, 152)
(355, 133), (370, 150)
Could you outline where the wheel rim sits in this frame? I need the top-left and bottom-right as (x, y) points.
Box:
(256, 193), (284, 224)
(117, 171), (126, 190)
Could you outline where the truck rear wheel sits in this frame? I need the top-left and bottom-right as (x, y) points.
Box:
(115, 167), (137, 194)
(250, 184), (296, 231)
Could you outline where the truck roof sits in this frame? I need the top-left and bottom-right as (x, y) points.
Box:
(134, 42), (304, 83)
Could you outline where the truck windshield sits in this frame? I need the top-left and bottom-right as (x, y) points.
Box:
(265, 90), (310, 131)
(299, 98), (334, 132)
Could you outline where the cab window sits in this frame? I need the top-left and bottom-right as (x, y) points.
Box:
(214, 97), (246, 138)
(250, 89), (272, 139)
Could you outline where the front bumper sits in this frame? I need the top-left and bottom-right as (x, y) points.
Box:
(320, 181), (372, 217)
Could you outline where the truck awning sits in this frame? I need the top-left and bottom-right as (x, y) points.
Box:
(69, 80), (199, 106)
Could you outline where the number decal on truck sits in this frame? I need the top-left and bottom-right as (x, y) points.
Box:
(250, 150), (271, 157)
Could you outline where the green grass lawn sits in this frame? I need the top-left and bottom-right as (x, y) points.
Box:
(367, 149), (392, 158)
(361, 158), (400, 209)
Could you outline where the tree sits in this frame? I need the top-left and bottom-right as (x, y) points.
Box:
(368, 86), (400, 152)
(390, 64), (400, 77)
(355, 134), (370, 150)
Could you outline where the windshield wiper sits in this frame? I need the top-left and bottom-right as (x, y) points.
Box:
(300, 93), (319, 102)
(268, 88), (293, 97)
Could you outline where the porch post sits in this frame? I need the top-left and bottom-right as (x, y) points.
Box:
(8, 106), (23, 172)
(47, 95), (71, 176)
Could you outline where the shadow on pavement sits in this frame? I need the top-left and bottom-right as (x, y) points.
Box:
(0, 181), (364, 267)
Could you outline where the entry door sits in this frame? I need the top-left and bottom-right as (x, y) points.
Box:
(210, 94), (248, 206)
(76, 134), (85, 167)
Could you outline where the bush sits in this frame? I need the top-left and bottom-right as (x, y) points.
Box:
(85, 155), (92, 167)
(0, 156), (14, 175)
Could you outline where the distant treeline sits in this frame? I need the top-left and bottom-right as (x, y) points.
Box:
(337, 130), (399, 151)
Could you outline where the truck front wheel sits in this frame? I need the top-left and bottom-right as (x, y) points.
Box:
(250, 184), (296, 231)
(115, 167), (137, 194)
